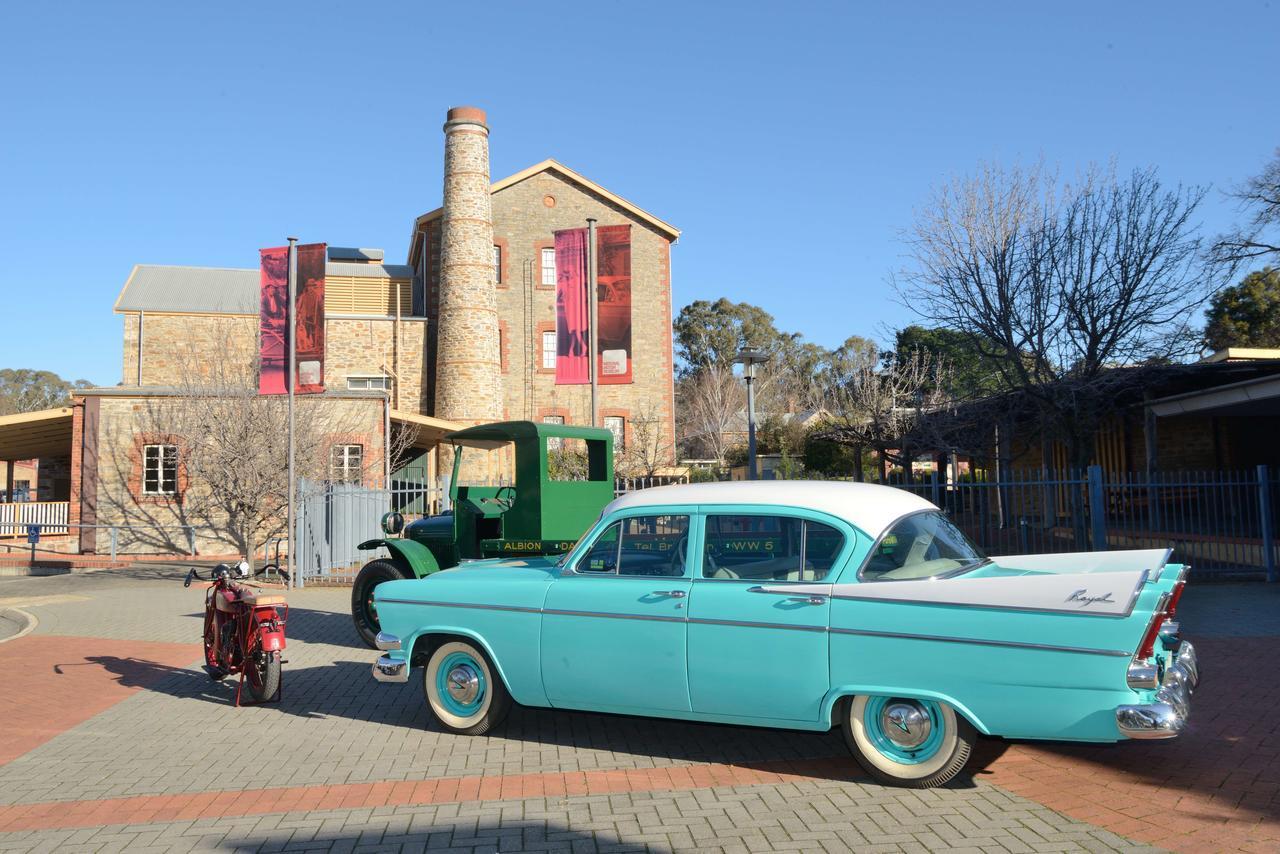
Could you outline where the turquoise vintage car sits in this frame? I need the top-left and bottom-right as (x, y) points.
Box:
(370, 481), (1198, 787)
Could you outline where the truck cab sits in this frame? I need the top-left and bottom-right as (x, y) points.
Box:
(351, 420), (614, 647)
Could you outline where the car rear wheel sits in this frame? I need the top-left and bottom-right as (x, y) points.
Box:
(423, 640), (512, 735)
(351, 560), (409, 648)
(843, 695), (975, 788)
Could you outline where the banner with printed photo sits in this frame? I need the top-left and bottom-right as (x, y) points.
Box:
(554, 227), (590, 384)
(258, 246), (289, 394)
(596, 224), (632, 384)
(294, 242), (326, 393)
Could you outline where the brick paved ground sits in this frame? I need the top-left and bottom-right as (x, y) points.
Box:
(0, 569), (1274, 852)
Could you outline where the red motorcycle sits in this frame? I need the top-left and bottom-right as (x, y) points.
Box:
(184, 561), (288, 705)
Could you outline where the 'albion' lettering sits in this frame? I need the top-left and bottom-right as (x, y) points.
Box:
(1066, 589), (1116, 606)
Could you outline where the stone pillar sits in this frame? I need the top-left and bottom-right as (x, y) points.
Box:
(435, 106), (501, 427)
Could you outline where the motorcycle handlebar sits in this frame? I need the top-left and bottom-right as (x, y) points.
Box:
(184, 563), (289, 586)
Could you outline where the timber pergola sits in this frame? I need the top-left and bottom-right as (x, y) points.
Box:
(0, 407), (74, 517)
(0, 407), (74, 461)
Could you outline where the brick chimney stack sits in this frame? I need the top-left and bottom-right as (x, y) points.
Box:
(435, 106), (501, 426)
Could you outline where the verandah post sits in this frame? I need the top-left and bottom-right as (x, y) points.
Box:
(1087, 464), (1107, 551)
(1258, 464), (1276, 583)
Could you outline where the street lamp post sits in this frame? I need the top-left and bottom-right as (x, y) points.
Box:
(736, 349), (769, 480)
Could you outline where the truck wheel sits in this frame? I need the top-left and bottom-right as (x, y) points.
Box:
(843, 695), (975, 788)
(423, 640), (511, 735)
(352, 560), (409, 648)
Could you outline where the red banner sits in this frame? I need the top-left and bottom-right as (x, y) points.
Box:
(259, 243), (326, 395)
(259, 247), (289, 395)
(596, 225), (632, 384)
(295, 242), (326, 394)
(555, 228), (590, 384)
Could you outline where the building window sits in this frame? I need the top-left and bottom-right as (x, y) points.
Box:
(331, 444), (364, 485)
(493, 245), (502, 283)
(541, 247), (556, 286)
(347, 375), (391, 391)
(604, 415), (625, 450)
(142, 444), (178, 496)
(542, 330), (557, 370)
(542, 415), (565, 451)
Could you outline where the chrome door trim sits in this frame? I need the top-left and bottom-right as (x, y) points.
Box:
(829, 626), (1131, 657)
(687, 616), (827, 633)
(379, 598), (542, 615)
(542, 607), (686, 624)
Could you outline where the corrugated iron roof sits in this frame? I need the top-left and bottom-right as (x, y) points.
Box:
(115, 262), (414, 315)
(328, 247), (385, 261)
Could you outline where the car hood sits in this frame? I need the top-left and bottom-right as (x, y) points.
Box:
(373, 555), (559, 610)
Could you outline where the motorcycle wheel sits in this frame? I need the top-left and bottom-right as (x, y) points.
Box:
(203, 620), (226, 681)
(245, 650), (280, 702)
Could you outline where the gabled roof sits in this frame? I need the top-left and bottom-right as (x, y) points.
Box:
(408, 158), (680, 262)
(114, 261), (414, 315)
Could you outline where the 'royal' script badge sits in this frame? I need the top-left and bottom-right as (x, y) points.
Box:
(1066, 589), (1116, 607)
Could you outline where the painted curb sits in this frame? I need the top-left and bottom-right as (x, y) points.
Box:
(0, 607), (38, 644)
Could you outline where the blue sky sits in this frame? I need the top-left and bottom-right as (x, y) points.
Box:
(2, 1), (1277, 385)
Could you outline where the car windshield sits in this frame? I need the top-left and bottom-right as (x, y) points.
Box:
(556, 514), (605, 567)
(452, 441), (514, 488)
(861, 511), (987, 581)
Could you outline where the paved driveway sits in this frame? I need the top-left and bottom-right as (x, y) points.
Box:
(0, 569), (1274, 853)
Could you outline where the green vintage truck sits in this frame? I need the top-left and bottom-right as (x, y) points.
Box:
(351, 420), (615, 647)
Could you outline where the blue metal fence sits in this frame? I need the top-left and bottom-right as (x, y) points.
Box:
(889, 465), (1279, 580)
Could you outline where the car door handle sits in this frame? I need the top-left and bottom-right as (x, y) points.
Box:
(748, 586), (827, 605)
(652, 590), (686, 598)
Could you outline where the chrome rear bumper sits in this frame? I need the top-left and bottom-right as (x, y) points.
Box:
(1116, 640), (1198, 739)
(372, 654), (409, 683)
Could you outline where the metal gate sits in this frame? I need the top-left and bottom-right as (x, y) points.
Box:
(294, 478), (444, 584)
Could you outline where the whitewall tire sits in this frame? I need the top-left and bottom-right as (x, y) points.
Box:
(843, 695), (975, 788)
(423, 640), (512, 735)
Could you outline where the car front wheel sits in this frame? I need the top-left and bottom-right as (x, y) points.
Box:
(423, 640), (512, 735)
(843, 695), (975, 788)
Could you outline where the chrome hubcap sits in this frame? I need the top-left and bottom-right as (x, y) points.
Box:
(880, 701), (932, 749)
(445, 664), (480, 705)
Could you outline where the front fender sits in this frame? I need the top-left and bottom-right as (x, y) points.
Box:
(398, 625), (536, 704)
(357, 538), (441, 579)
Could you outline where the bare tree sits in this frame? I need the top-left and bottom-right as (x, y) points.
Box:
(816, 345), (949, 481)
(1209, 148), (1280, 273)
(102, 334), (415, 561)
(617, 403), (675, 477)
(898, 162), (1206, 466)
(676, 363), (745, 466)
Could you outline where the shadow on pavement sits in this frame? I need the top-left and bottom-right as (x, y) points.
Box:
(212, 821), (666, 853)
(51, 650), (1012, 791)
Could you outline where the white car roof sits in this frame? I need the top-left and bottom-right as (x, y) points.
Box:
(604, 480), (937, 536)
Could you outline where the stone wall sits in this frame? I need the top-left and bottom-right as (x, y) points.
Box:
(85, 393), (385, 556)
(122, 313), (426, 411)
(487, 170), (677, 466)
(121, 313), (257, 385)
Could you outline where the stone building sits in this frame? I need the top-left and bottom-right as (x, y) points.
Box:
(0, 106), (680, 555)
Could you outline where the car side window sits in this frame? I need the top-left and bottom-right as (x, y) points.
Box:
(702, 515), (843, 582)
(577, 515), (690, 577)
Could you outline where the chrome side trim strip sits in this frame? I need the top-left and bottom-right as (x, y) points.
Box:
(687, 616), (826, 633)
(378, 598), (542, 615)
(541, 608), (686, 624)
(378, 598), (1128, 654)
(829, 626), (1131, 657)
